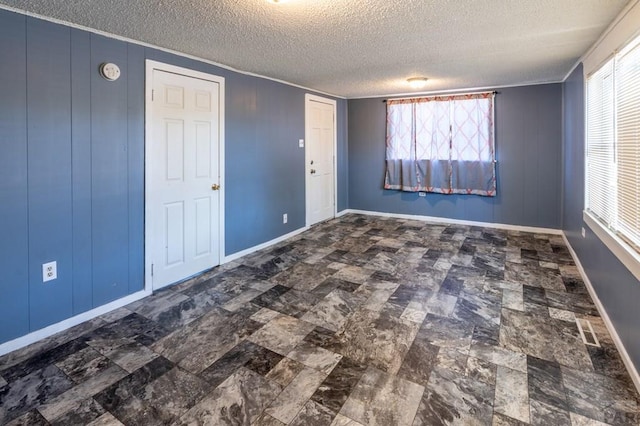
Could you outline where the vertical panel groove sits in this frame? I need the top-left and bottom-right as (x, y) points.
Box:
(128, 43), (144, 294)
(24, 13), (31, 334)
(70, 28), (93, 315)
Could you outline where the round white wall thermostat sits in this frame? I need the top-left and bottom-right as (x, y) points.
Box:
(99, 62), (121, 81)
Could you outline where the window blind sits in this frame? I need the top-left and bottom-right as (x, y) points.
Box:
(586, 33), (640, 255)
(615, 38), (640, 249)
(586, 61), (615, 226)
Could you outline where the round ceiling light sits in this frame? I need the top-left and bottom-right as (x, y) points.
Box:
(267, 0), (288, 3)
(407, 77), (429, 89)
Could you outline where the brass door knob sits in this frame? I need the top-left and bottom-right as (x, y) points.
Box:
(211, 184), (220, 190)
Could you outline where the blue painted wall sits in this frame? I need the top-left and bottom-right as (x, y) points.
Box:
(562, 64), (640, 368)
(0, 9), (347, 345)
(0, 11), (147, 343)
(347, 85), (563, 229)
(337, 100), (349, 211)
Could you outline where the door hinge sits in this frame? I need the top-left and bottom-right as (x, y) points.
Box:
(151, 264), (154, 276)
(151, 89), (155, 101)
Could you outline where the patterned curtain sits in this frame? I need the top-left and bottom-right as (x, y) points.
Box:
(384, 92), (496, 196)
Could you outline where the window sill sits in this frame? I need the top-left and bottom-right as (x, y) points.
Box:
(583, 211), (640, 282)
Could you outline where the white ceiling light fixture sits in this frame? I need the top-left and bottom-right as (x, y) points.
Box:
(267, 0), (288, 4)
(407, 77), (429, 89)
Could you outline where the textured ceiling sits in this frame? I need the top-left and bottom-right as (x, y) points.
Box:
(0, 0), (630, 98)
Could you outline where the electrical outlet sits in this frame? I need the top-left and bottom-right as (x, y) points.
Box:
(43, 261), (57, 283)
(283, 213), (288, 224)
(418, 192), (426, 197)
(581, 227), (586, 238)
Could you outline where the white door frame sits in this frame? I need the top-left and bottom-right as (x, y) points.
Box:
(305, 93), (337, 227)
(144, 60), (225, 292)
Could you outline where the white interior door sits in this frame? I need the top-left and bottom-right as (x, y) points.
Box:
(147, 65), (224, 290)
(306, 95), (336, 226)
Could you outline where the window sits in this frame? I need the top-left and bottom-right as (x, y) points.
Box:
(586, 34), (640, 258)
(384, 92), (496, 196)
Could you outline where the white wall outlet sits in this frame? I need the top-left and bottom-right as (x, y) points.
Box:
(581, 227), (586, 238)
(283, 213), (288, 224)
(298, 139), (304, 148)
(418, 192), (426, 197)
(43, 261), (57, 282)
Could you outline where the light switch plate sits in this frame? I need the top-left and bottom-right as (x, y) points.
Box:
(299, 139), (304, 148)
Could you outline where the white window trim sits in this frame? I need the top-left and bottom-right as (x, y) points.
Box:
(583, 210), (640, 282)
(582, 0), (640, 77)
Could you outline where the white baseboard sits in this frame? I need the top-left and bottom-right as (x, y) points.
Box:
(0, 289), (151, 357)
(562, 233), (640, 394)
(342, 209), (563, 235)
(223, 226), (309, 263)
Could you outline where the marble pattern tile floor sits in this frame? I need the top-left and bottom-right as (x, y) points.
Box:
(1, 214), (638, 425)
